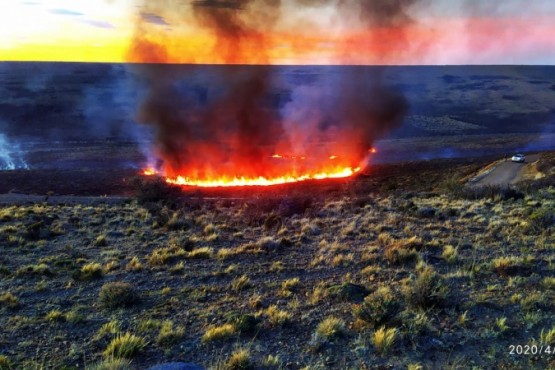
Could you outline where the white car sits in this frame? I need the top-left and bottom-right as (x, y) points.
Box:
(511, 154), (525, 163)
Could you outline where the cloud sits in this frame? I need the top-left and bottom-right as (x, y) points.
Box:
(80, 19), (115, 29)
(140, 12), (169, 26)
(50, 8), (84, 16)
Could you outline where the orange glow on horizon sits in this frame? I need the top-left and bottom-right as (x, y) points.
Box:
(3, 14), (554, 64)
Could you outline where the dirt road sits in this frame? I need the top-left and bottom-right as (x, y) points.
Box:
(471, 154), (539, 187)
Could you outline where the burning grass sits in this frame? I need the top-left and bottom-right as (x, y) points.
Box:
(0, 156), (554, 368)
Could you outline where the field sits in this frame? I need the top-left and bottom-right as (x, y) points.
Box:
(0, 153), (554, 369)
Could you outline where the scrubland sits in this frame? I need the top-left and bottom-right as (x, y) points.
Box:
(0, 154), (554, 369)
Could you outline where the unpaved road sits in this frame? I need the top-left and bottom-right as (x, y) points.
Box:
(472, 154), (539, 187)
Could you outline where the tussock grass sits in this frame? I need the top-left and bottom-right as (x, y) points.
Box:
(202, 323), (237, 343)
(0, 292), (19, 309)
(225, 348), (253, 370)
(372, 327), (397, 354)
(263, 305), (291, 327)
(103, 333), (146, 359)
(314, 317), (347, 340)
(231, 275), (251, 292)
(156, 320), (185, 347)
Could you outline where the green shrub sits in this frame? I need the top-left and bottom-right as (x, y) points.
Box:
(404, 267), (449, 308)
(99, 282), (139, 309)
(528, 208), (554, 233)
(354, 287), (400, 327)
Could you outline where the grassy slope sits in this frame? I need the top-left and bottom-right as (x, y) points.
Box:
(0, 156), (554, 369)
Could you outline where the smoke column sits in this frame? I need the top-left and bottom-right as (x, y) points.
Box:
(129, 1), (417, 183)
(0, 133), (28, 170)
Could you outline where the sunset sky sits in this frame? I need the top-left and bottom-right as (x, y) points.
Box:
(1, 0), (555, 64)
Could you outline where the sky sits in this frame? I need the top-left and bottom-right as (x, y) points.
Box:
(1, 0), (555, 64)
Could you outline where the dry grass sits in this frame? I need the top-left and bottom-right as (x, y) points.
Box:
(1, 158), (554, 368)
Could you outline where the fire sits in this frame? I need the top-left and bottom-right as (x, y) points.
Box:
(142, 148), (376, 188)
(164, 166), (361, 188)
(143, 168), (157, 176)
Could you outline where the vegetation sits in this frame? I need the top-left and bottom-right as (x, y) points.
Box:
(0, 152), (554, 368)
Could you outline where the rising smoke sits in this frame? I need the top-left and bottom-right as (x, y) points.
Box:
(130, 1), (418, 180)
(0, 133), (28, 170)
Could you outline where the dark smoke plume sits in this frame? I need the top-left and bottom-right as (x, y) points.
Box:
(129, 0), (417, 180)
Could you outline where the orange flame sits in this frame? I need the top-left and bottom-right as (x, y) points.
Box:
(164, 166), (361, 188)
(143, 168), (157, 176)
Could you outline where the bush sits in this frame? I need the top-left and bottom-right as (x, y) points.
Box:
(132, 177), (181, 204)
(201, 323), (236, 342)
(74, 262), (104, 281)
(225, 348), (254, 370)
(372, 327), (397, 355)
(354, 287), (401, 327)
(226, 314), (260, 334)
(0, 292), (19, 309)
(99, 282), (139, 309)
(528, 208), (554, 233)
(314, 317), (347, 340)
(156, 320), (185, 347)
(0, 355), (12, 370)
(404, 267), (449, 308)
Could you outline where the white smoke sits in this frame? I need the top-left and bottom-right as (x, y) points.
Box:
(0, 133), (28, 170)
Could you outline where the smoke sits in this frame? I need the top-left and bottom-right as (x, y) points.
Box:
(0, 133), (28, 170)
(130, 0), (417, 180)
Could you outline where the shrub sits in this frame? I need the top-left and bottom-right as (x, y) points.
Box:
(231, 275), (251, 292)
(354, 287), (400, 327)
(540, 326), (555, 345)
(126, 257), (143, 271)
(226, 314), (260, 335)
(94, 235), (108, 247)
(314, 317), (347, 340)
(0, 292), (19, 309)
(372, 327), (397, 354)
(264, 305), (291, 327)
(187, 247), (214, 259)
(149, 246), (186, 266)
(442, 245), (458, 264)
(75, 262), (104, 281)
(281, 278), (300, 293)
(103, 333), (146, 359)
(404, 267), (449, 308)
(225, 348), (254, 370)
(384, 243), (418, 265)
(45, 309), (65, 322)
(156, 320), (185, 347)
(99, 282), (139, 309)
(528, 208), (554, 233)
(16, 263), (54, 277)
(202, 323), (236, 342)
(132, 177), (181, 204)
(0, 355), (12, 370)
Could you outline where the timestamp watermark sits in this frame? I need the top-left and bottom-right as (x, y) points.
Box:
(509, 344), (554, 356)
